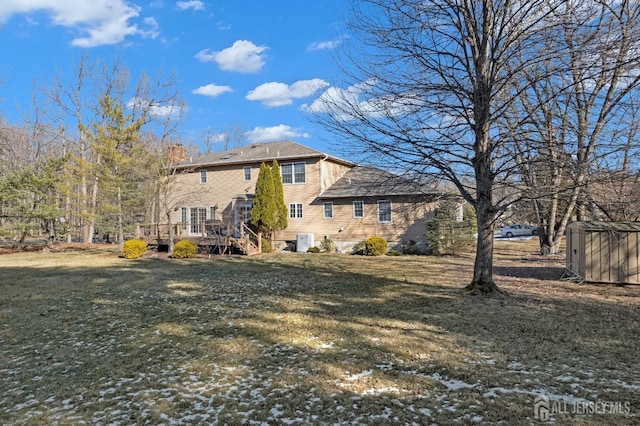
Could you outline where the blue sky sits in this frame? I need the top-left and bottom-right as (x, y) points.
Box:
(0, 0), (350, 155)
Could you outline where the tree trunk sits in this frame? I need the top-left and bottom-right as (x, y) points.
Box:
(465, 195), (501, 294)
(466, 133), (501, 294)
(166, 211), (175, 256)
(117, 185), (124, 244)
(466, 74), (501, 295)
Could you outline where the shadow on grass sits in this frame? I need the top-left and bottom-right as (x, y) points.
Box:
(493, 264), (567, 281)
(1, 251), (638, 424)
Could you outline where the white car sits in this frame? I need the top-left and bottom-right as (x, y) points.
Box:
(500, 224), (539, 238)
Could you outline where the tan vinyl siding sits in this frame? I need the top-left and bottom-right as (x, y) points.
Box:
(167, 163), (260, 229)
(320, 160), (351, 193)
(309, 198), (436, 245)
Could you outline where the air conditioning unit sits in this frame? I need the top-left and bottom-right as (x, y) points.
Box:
(296, 233), (315, 252)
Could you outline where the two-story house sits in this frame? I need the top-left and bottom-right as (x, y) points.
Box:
(164, 140), (440, 253)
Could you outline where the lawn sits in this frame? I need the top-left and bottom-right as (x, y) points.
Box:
(0, 241), (638, 425)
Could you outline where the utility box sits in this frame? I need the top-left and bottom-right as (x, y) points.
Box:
(566, 221), (640, 284)
(296, 233), (315, 252)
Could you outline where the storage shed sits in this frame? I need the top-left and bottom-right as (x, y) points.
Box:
(566, 221), (640, 284)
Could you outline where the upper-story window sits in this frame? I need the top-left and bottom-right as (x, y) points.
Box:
(200, 170), (207, 184)
(281, 162), (306, 184)
(243, 166), (252, 181)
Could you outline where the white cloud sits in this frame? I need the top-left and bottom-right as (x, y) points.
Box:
(192, 83), (233, 97)
(0, 0), (158, 47)
(245, 125), (309, 143)
(304, 84), (364, 118)
(246, 79), (329, 107)
(195, 40), (267, 74)
(304, 79), (411, 121)
(127, 97), (185, 118)
(307, 38), (343, 52)
(176, 1), (204, 11)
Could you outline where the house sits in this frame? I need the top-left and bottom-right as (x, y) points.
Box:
(162, 140), (441, 253)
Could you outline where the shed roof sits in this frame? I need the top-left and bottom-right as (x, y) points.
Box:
(567, 221), (640, 232)
(320, 166), (439, 198)
(176, 140), (354, 169)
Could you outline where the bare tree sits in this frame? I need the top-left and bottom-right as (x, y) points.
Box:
(314, 0), (563, 294)
(505, 0), (640, 254)
(45, 55), (96, 242)
(141, 97), (192, 255)
(199, 125), (248, 154)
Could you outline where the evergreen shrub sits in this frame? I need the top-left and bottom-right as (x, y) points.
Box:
(172, 240), (198, 258)
(354, 236), (388, 256)
(320, 238), (336, 253)
(121, 239), (147, 259)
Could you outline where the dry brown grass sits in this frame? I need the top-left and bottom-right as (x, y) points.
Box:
(0, 239), (638, 425)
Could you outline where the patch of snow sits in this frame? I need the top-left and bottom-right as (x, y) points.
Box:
(361, 387), (401, 396)
(316, 342), (334, 350)
(429, 372), (477, 390)
(376, 362), (395, 371)
(345, 370), (374, 381)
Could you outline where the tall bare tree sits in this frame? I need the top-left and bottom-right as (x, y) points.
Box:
(505, 0), (640, 254)
(142, 101), (192, 255)
(314, 0), (564, 294)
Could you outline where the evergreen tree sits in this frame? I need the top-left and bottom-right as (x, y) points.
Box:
(250, 161), (289, 251)
(0, 157), (67, 243)
(82, 93), (146, 243)
(271, 160), (288, 231)
(250, 162), (276, 233)
(427, 199), (477, 255)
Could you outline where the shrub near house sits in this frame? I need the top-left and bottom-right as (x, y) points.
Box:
(172, 240), (198, 258)
(121, 239), (147, 259)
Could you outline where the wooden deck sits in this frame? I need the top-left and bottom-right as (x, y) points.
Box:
(135, 221), (261, 255)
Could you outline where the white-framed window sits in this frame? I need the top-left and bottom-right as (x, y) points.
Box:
(181, 207), (187, 230)
(353, 201), (364, 218)
(289, 203), (303, 219)
(210, 206), (217, 221)
(237, 205), (251, 227)
(200, 169), (207, 184)
(190, 207), (207, 234)
(323, 202), (333, 219)
(281, 162), (306, 184)
(243, 166), (252, 181)
(378, 200), (392, 223)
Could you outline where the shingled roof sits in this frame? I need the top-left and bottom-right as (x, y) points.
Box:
(177, 140), (353, 168)
(320, 166), (438, 198)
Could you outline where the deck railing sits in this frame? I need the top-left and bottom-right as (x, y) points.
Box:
(135, 221), (261, 255)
